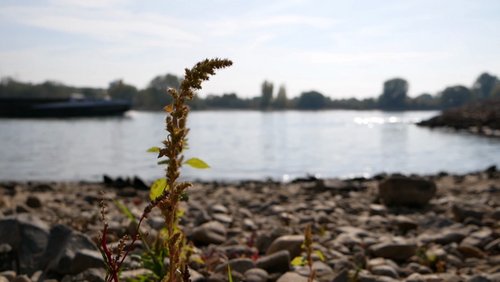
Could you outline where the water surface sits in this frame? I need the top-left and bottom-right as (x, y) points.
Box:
(0, 110), (498, 181)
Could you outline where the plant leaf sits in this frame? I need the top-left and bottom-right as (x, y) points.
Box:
(184, 158), (210, 169)
(291, 256), (305, 267)
(150, 178), (168, 201)
(315, 250), (325, 261)
(114, 200), (136, 223)
(147, 147), (161, 153)
(227, 265), (233, 282)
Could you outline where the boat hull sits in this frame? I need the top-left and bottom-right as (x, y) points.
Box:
(0, 98), (131, 118)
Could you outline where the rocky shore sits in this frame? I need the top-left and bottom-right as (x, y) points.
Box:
(1, 168), (500, 282)
(417, 98), (500, 137)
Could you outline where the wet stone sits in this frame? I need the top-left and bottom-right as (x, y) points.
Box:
(266, 235), (304, 258)
(371, 265), (399, 279)
(25, 196), (42, 208)
(256, 250), (290, 274)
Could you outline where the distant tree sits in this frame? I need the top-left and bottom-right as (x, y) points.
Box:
(260, 80), (274, 110)
(136, 74), (181, 110)
(492, 84), (500, 97)
(297, 91), (326, 110)
(439, 85), (473, 108)
(378, 78), (408, 109)
(472, 72), (499, 99)
(149, 74), (181, 91)
(273, 85), (288, 109)
(79, 87), (106, 99)
(107, 79), (138, 102)
(411, 93), (439, 109)
(205, 93), (248, 109)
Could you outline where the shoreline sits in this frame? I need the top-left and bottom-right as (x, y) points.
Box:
(2, 164), (499, 185)
(418, 98), (500, 138)
(1, 168), (499, 281)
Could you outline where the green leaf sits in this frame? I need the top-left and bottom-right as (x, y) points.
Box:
(227, 265), (233, 282)
(147, 146), (161, 153)
(184, 158), (210, 169)
(315, 250), (325, 261)
(150, 178), (168, 201)
(291, 256), (306, 267)
(114, 200), (136, 223)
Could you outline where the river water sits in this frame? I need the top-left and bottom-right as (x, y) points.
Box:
(0, 110), (499, 182)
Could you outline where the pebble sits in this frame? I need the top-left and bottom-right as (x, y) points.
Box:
(378, 176), (436, 207)
(215, 258), (255, 274)
(191, 221), (227, 245)
(25, 196), (42, 208)
(256, 250), (290, 274)
(0, 271), (16, 282)
(266, 235), (304, 258)
(458, 244), (487, 258)
(371, 265), (399, 279)
(244, 268), (269, 282)
(12, 275), (31, 282)
(0, 172), (498, 281)
(276, 272), (309, 282)
(370, 242), (417, 261)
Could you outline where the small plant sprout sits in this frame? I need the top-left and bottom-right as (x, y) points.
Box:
(157, 58), (232, 281)
(291, 224), (325, 282)
(99, 58), (232, 282)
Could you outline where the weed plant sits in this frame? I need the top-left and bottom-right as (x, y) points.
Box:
(99, 58), (232, 282)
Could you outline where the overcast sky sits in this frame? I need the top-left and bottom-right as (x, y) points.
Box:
(0, 0), (499, 98)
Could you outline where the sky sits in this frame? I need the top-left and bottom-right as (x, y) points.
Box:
(0, 0), (499, 99)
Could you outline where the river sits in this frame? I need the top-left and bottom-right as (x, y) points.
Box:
(0, 110), (499, 181)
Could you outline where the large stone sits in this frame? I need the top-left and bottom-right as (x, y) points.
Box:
(256, 250), (290, 274)
(0, 215), (50, 275)
(370, 242), (417, 261)
(70, 249), (106, 274)
(378, 176), (436, 207)
(191, 221), (227, 246)
(43, 224), (103, 276)
(266, 235), (304, 258)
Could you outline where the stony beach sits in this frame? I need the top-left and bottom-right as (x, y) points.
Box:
(1, 167), (499, 282)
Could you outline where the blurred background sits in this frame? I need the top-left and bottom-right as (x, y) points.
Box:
(0, 0), (499, 181)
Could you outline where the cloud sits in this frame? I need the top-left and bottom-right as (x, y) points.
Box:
(48, 0), (127, 8)
(208, 14), (337, 37)
(0, 3), (200, 48)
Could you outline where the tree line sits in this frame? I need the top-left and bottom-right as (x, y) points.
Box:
(1, 72), (499, 111)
